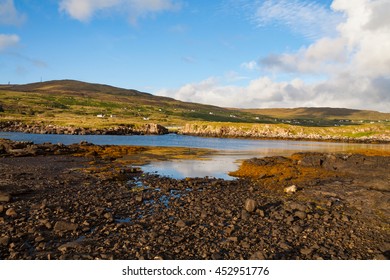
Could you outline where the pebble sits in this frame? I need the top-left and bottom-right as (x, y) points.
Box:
(249, 251), (265, 260)
(53, 221), (78, 232)
(176, 220), (186, 228)
(300, 248), (313, 255)
(244, 199), (257, 212)
(295, 211), (307, 220)
(5, 208), (17, 218)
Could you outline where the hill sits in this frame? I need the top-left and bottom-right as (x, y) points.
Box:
(0, 80), (264, 127)
(0, 80), (389, 131)
(240, 107), (390, 121)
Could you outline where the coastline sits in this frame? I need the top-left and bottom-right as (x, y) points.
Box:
(1, 120), (390, 144)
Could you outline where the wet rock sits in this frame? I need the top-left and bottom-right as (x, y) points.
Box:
(54, 221), (78, 232)
(244, 199), (257, 212)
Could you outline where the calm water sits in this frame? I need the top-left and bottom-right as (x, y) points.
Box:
(1, 132), (389, 179)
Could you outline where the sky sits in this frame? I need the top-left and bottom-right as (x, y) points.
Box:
(0, 0), (389, 112)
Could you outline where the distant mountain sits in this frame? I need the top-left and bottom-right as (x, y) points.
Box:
(0, 80), (389, 128)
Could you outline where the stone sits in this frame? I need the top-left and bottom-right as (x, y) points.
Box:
(0, 193), (11, 202)
(54, 221), (78, 232)
(0, 205), (4, 213)
(244, 199), (257, 212)
(5, 208), (17, 218)
(300, 248), (313, 255)
(249, 251), (265, 260)
(241, 209), (250, 220)
(0, 236), (10, 246)
(284, 185), (297, 194)
(176, 220), (186, 228)
(295, 211), (307, 219)
(292, 225), (302, 234)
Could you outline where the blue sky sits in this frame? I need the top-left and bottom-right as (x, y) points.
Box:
(1, 0), (390, 111)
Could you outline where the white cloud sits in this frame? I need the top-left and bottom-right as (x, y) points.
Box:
(158, 0), (390, 112)
(253, 0), (342, 40)
(241, 60), (259, 71)
(0, 34), (20, 51)
(0, 0), (26, 26)
(59, 0), (181, 23)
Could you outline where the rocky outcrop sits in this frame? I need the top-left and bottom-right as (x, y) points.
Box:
(0, 121), (168, 136)
(180, 123), (390, 143)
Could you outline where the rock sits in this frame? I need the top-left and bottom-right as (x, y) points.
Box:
(176, 220), (186, 228)
(284, 185), (297, 194)
(294, 211), (307, 220)
(5, 208), (17, 218)
(300, 248), (313, 255)
(249, 251), (265, 260)
(103, 212), (113, 221)
(58, 241), (83, 253)
(279, 242), (291, 250)
(54, 221), (78, 232)
(292, 225), (302, 234)
(244, 199), (257, 212)
(0, 236), (10, 246)
(0, 193), (11, 202)
(241, 209), (250, 220)
(0, 205), (4, 213)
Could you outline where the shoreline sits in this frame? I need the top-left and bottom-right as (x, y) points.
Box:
(1, 120), (390, 144)
(0, 139), (389, 260)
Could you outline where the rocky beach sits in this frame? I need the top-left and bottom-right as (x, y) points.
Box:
(0, 139), (389, 260)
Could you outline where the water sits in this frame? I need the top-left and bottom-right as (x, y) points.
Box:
(1, 132), (389, 179)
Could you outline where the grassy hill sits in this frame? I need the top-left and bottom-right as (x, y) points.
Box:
(240, 107), (390, 121)
(0, 80), (266, 128)
(0, 80), (389, 133)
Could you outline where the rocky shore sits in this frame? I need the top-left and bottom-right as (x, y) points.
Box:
(0, 139), (389, 260)
(180, 123), (390, 143)
(0, 121), (168, 135)
(2, 120), (390, 143)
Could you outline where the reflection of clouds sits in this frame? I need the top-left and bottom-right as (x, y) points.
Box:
(142, 142), (390, 180)
(142, 156), (240, 180)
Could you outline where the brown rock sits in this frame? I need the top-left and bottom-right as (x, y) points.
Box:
(0, 236), (10, 246)
(176, 220), (186, 228)
(0, 193), (11, 202)
(0, 205), (4, 213)
(5, 208), (17, 218)
(249, 251), (265, 260)
(54, 221), (78, 232)
(244, 199), (257, 212)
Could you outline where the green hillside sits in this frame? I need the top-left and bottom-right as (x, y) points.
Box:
(0, 80), (265, 128)
(0, 80), (389, 130)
